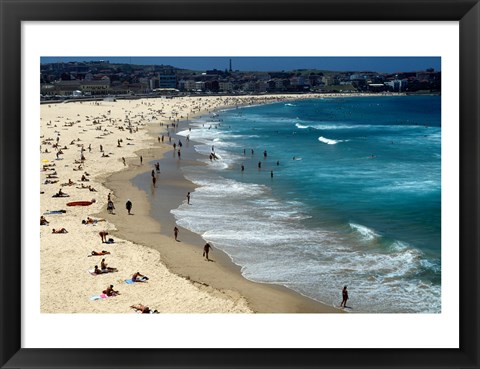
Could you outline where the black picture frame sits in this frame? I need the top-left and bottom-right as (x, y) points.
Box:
(1, 1), (479, 368)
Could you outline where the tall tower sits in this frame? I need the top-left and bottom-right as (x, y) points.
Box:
(229, 58), (232, 72)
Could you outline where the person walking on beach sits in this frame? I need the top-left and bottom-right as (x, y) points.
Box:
(174, 226), (179, 241)
(203, 243), (212, 261)
(126, 199), (132, 215)
(107, 200), (115, 214)
(341, 286), (349, 308)
(140, 156), (143, 165)
(186, 192), (191, 205)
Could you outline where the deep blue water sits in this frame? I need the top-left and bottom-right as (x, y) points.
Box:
(170, 95), (441, 313)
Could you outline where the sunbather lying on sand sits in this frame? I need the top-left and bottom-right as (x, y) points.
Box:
(130, 304), (158, 314)
(52, 228), (68, 233)
(88, 250), (111, 257)
(82, 217), (106, 225)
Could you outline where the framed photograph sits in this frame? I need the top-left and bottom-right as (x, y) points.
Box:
(1, 0), (479, 368)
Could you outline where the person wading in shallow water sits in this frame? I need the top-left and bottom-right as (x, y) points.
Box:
(341, 286), (349, 308)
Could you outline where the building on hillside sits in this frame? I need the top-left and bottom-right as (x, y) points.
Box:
(219, 80), (233, 93)
(158, 68), (177, 89)
(384, 79), (408, 92)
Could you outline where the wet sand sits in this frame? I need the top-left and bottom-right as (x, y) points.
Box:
(101, 123), (338, 313)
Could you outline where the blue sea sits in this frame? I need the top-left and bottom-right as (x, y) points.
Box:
(167, 95), (441, 313)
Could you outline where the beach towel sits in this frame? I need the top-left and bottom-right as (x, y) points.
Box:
(43, 210), (66, 215)
(89, 294), (109, 301)
(87, 269), (99, 276)
(124, 276), (148, 284)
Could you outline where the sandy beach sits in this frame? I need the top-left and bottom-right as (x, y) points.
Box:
(40, 94), (353, 314)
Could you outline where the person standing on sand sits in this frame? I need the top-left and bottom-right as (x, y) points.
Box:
(126, 199), (132, 215)
(174, 226), (179, 241)
(140, 156), (143, 165)
(203, 243), (212, 261)
(341, 286), (349, 307)
(99, 231), (108, 243)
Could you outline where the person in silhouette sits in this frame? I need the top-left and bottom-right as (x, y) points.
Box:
(341, 286), (349, 308)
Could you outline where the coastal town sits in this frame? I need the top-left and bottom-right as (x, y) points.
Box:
(40, 59), (441, 100)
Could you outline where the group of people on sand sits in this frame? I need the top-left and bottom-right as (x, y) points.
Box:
(106, 195), (133, 216)
(40, 105), (171, 315)
(89, 249), (156, 311)
(43, 98), (293, 315)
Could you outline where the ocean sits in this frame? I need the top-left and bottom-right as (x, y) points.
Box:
(152, 95), (441, 313)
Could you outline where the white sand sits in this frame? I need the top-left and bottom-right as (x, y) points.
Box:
(40, 94), (330, 313)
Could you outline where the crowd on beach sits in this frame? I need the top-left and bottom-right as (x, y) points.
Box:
(40, 94), (342, 314)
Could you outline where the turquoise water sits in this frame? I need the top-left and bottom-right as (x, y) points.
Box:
(169, 95), (441, 313)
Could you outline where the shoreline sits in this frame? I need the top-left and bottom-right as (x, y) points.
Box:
(101, 104), (339, 313)
(40, 94), (375, 313)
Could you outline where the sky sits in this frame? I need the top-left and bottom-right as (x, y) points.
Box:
(40, 56), (440, 73)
